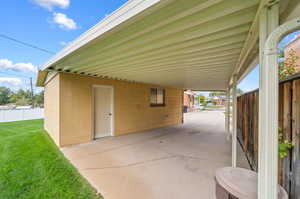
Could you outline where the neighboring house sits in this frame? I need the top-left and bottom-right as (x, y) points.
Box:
(210, 96), (226, 106)
(183, 90), (197, 112)
(284, 33), (300, 71)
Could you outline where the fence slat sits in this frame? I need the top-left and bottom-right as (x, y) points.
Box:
(253, 92), (258, 171)
(237, 77), (300, 197)
(0, 108), (44, 122)
(243, 94), (249, 152)
(279, 84), (284, 185)
(282, 82), (292, 193)
(291, 79), (300, 199)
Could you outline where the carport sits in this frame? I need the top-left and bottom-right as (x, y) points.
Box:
(37, 0), (300, 198)
(63, 111), (233, 199)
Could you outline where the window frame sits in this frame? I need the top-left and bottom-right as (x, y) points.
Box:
(150, 88), (166, 107)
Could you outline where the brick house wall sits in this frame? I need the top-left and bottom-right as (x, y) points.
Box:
(183, 93), (194, 108)
(284, 34), (300, 72)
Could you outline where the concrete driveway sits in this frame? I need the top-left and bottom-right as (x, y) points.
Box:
(62, 111), (233, 199)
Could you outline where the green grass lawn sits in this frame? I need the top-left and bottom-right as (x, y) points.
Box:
(0, 119), (102, 199)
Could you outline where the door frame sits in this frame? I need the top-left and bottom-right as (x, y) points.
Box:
(92, 84), (115, 139)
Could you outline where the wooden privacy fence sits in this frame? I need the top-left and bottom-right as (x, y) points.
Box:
(237, 74), (300, 199)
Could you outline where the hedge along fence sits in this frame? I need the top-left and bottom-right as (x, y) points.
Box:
(237, 73), (300, 199)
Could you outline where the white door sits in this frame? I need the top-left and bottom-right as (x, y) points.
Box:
(94, 86), (113, 138)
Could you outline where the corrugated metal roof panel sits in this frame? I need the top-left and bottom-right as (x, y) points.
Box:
(40, 0), (261, 90)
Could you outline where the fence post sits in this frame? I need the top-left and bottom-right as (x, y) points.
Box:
(22, 110), (25, 121)
(232, 75), (237, 168)
(258, 3), (279, 199)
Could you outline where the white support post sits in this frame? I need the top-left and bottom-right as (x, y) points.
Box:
(258, 3), (279, 199)
(225, 89), (231, 140)
(232, 75), (237, 167)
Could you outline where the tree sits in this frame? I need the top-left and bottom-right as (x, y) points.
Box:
(279, 49), (284, 58)
(0, 87), (12, 105)
(279, 49), (299, 80)
(0, 87), (45, 106)
(198, 95), (206, 104)
(9, 89), (32, 105)
(209, 91), (225, 97)
(16, 97), (30, 106)
(34, 90), (44, 107)
(236, 88), (244, 95)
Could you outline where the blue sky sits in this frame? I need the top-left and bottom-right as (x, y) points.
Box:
(0, 0), (299, 93)
(238, 30), (300, 92)
(0, 0), (127, 92)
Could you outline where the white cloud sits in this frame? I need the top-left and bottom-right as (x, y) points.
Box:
(52, 12), (77, 30)
(0, 77), (22, 86)
(0, 59), (38, 73)
(32, 0), (70, 11)
(59, 41), (69, 46)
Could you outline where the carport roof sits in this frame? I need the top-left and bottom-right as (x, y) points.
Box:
(37, 0), (295, 90)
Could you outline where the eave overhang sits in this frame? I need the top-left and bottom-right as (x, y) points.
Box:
(38, 0), (296, 90)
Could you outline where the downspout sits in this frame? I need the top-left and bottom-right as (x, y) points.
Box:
(258, 16), (300, 199)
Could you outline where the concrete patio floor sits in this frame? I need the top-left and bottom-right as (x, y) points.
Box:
(62, 110), (244, 199)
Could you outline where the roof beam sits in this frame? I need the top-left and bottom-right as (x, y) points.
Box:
(110, 61), (236, 75)
(87, 55), (239, 75)
(82, 47), (242, 74)
(63, 32), (248, 72)
(229, 0), (271, 86)
(62, 9), (256, 72)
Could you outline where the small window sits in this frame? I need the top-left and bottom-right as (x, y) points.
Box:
(150, 88), (165, 107)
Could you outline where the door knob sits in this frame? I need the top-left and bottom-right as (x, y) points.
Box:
(108, 113), (112, 116)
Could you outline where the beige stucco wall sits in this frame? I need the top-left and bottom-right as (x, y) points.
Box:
(44, 74), (60, 146)
(45, 72), (183, 147)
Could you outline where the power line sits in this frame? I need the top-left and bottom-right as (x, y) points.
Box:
(0, 33), (55, 55)
(0, 72), (35, 91)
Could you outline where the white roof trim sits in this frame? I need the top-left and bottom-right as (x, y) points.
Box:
(42, 0), (160, 70)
